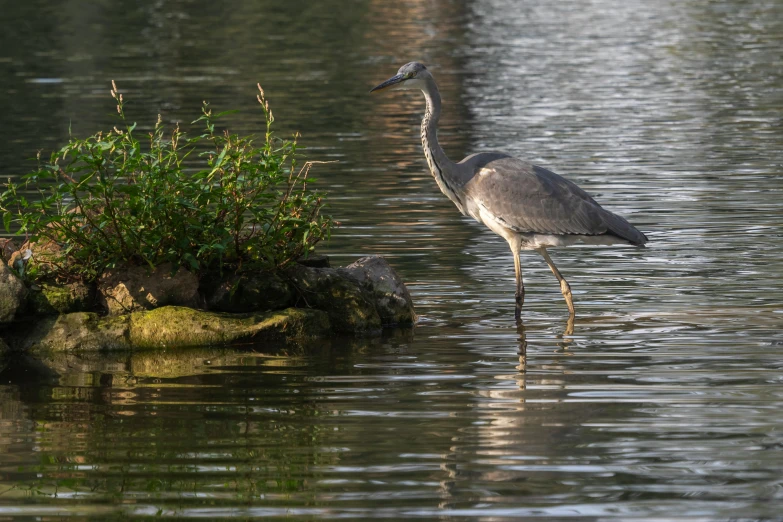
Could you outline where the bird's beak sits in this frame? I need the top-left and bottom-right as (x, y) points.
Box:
(370, 73), (406, 93)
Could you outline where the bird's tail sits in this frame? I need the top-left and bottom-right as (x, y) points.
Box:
(604, 210), (648, 246)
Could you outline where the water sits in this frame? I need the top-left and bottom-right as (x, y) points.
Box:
(2, 0), (783, 519)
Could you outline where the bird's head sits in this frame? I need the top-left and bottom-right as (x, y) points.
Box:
(370, 62), (432, 93)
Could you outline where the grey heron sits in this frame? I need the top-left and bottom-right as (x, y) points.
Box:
(371, 62), (647, 319)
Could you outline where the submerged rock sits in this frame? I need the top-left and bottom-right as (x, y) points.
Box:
(27, 282), (94, 315)
(3, 306), (329, 353)
(98, 263), (201, 315)
(338, 256), (416, 327)
(0, 263), (27, 323)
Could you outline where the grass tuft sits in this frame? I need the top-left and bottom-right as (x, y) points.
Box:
(1, 82), (333, 282)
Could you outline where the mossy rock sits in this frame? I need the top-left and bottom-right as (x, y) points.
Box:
(4, 312), (131, 352)
(27, 282), (94, 315)
(3, 306), (330, 352)
(129, 306), (330, 349)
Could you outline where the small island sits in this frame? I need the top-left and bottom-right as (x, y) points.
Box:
(0, 83), (415, 354)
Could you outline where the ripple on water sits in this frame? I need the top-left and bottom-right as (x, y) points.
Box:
(2, 0), (783, 519)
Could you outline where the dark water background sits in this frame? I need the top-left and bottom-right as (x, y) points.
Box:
(1, 0), (783, 519)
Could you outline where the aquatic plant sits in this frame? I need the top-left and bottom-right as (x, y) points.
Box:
(1, 82), (332, 282)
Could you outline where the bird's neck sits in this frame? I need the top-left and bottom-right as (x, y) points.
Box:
(420, 80), (465, 210)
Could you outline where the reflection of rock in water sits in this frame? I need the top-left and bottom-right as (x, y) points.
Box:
(0, 343), (351, 503)
(0, 351), (61, 387)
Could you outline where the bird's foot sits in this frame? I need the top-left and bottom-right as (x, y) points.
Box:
(565, 314), (575, 336)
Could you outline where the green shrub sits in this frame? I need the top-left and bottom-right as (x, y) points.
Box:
(1, 82), (332, 282)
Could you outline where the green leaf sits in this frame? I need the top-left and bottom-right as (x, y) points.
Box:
(3, 91), (332, 282)
(215, 109), (240, 118)
(208, 146), (229, 176)
(183, 253), (199, 270)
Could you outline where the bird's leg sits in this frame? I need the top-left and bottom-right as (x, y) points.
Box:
(537, 248), (575, 316)
(513, 248), (524, 319)
(564, 314), (575, 337)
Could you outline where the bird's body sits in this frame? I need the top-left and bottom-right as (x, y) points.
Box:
(372, 62), (647, 318)
(455, 153), (646, 248)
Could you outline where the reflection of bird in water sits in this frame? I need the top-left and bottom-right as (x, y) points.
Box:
(516, 319), (528, 379)
(372, 62), (648, 319)
(432, 317), (575, 504)
(515, 316), (573, 381)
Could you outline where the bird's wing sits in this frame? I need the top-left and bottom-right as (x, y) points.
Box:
(463, 156), (647, 244)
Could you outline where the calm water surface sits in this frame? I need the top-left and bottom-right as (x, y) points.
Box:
(1, 0), (783, 519)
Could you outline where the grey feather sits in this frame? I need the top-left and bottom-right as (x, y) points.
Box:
(462, 154), (648, 246)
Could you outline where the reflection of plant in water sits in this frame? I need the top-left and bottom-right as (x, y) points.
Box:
(8, 419), (332, 506)
(2, 350), (338, 511)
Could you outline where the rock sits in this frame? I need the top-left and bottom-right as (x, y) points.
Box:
(3, 306), (330, 352)
(129, 306), (329, 349)
(296, 254), (331, 268)
(0, 262), (27, 323)
(0, 239), (18, 264)
(288, 258), (416, 333)
(203, 271), (295, 313)
(98, 263), (200, 315)
(290, 265), (382, 334)
(4, 312), (131, 352)
(338, 256), (416, 327)
(27, 282), (94, 315)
